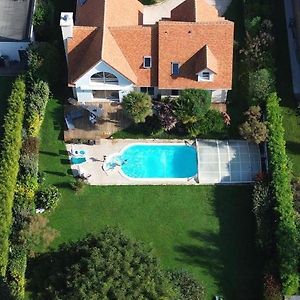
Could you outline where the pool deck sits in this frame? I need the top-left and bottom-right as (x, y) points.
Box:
(67, 139), (198, 185)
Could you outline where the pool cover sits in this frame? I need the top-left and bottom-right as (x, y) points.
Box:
(196, 140), (261, 184)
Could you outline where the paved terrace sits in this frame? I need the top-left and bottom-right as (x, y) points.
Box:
(143, 0), (232, 24)
(0, 0), (34, 41)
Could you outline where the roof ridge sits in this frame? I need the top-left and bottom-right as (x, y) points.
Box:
(158, 20), (232, 25)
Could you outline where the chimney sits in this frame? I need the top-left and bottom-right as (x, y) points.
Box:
(60, 12), (74, 57)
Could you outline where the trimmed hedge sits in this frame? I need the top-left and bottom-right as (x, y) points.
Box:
(266, 93), (299, 295)
(0, 78), (26, 276)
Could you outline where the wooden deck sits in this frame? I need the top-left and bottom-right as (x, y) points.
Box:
(64, 102), (131, 141)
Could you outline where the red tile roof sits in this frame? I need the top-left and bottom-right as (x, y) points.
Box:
(67, 0), (234, 89)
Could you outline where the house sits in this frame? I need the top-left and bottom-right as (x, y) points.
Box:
(60, 0), (234, 103)
(0, 0), (35, 66)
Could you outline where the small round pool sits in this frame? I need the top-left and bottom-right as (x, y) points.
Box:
(109, 144), (197, 179)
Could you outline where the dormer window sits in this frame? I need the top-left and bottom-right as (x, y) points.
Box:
(196, 70), (214, 82)
(171, 62), (180, 75)
(202, 72), (210, 80)
(143, 56), (152, 69)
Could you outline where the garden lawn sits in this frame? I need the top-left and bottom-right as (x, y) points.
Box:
(31, 98), (263, 299)
(0, 76), (15, 136)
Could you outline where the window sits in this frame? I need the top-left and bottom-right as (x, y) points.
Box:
(143, 56), (152, 68)
(201, 72), (211, 80)
(140, 87), (154, 96)
(91, 72), (118, 84)
(171, 89), (179, 96)
(171, 62), (180, 75)
(79, 0), (87, 6)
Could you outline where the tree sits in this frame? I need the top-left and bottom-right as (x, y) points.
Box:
(167, 270), (205, 300)
(248, 68), (275, 104)
(239, 106), (268, 144)
(173, 89), (211, 125)
(123, 92), (153, 123)
(29, 227), (176, 299)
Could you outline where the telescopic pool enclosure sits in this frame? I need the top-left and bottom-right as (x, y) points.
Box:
(196, 140), (261, 184)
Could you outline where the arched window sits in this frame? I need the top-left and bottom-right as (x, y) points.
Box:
(91, 72), (118, 84)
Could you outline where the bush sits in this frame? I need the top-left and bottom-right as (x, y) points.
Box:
(35, 185), (61, 210)
(0, 78), (25, 276)
(252, 179), (275, 254)
(239, 105), (268, 144)
(21, 136), (40, 155)
(71, 179), (87, 194)
(123, 91), (153, 123)
(187, 109), (225, 137)
(19, 154), (39, 178)
(154, 99), (178, 131)
(26, 80), (50, 136)
(167, 270), (205, 300)
(248, 69), (275, 104)
(266, 93), (299, 295)
(240, 20), (274, 70)
(263, 273), (282, 300)
(245, 16), (262, 36)
(174, 89), (211, 125)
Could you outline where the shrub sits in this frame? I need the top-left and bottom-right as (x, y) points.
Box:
(248, 69), (275, 104)
(187, 109), (225, 137)
(21, 136), (40, 155)
(245, 16), (262, 36)
(71, 179), (87, 194)
(263, 273), (282, 300)
(32, 0), (54, 29)
(167, 270), (205, 300)
(174, 89), (211, 125)
(239, 106), (268, 144)
(122, 91), (153, 123)
(266, 93), (299, 295)
(0, 78), (25, 276)
(35, 185), (61, 210)
(240, 20), (274, 70)
(252, 179), (275, 254)
(154, 99), (178, 131)
(19, 154), (39, 178)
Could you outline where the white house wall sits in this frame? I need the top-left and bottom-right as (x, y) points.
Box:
(0, 42), (30, 61)
(74, 60), (134, 102)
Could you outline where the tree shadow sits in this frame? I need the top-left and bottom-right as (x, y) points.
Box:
(286, 141), (300, 155)
(175, 186), (263, 300)
(44, 171), (66, 177)
(40, 151), (59, 157)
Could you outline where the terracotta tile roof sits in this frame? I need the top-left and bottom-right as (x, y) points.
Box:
(196, 45), (218, 74)
(158, 21), (234, 89)
(68, 0), (234, 90)
(109, 25), (158, 86)
(75, 0), (143, 27)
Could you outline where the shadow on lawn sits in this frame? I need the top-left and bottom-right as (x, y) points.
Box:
(175, 185), (263, 300)
(286, 141), (300, 155)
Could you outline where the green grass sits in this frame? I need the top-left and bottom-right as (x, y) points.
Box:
(271, 0), (300, 177)
(28, 98), (263, 299)
(0, 76), (15, 135)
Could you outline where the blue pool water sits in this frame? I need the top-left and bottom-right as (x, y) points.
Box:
(71, 157), (86, 164)
(117, 144), (197, 178)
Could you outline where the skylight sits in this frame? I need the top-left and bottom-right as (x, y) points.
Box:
(79, 0), (87, 6)
(171, 62), (180, 75)
(143, 56), (152, 69)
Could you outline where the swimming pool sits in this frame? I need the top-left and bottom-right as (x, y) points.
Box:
(107, 144), (197, 179)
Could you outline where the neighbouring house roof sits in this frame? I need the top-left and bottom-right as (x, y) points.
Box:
(67, 0), (234, 89)
(0, 0), (34, 41)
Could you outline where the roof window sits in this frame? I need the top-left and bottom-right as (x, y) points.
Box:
(171, 62), (180, 75)
(143, 56), (152, 69)
(79, 0), (87, 6)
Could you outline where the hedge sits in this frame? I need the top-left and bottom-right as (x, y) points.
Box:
(0, 78), (26, 276)
(266, 93), (299, 295)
